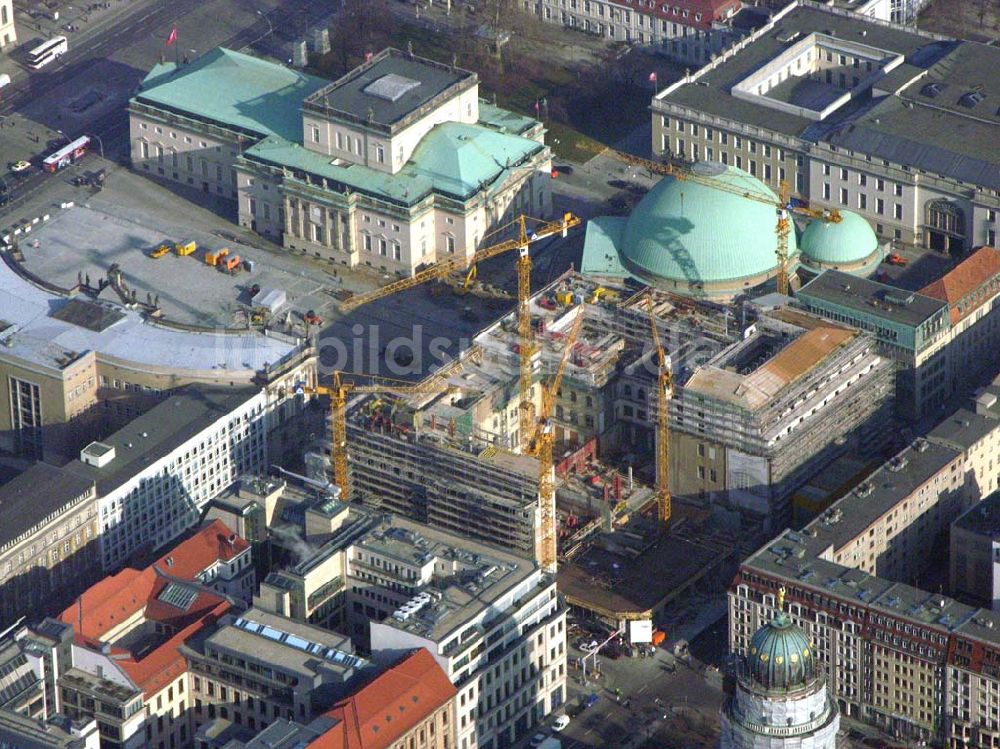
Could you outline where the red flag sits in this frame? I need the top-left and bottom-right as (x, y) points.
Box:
(166, 26), (177, 46)
(648, 71), (658, 83)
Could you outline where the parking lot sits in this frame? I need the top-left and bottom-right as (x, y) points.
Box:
(19, 202), (341, 329)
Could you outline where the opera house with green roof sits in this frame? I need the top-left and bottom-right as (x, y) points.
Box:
(128, 47), (552, 277)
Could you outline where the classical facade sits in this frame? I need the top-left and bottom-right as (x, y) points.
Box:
(521, 0), (745, 66)
(652, 2), (1000, 252)
(129, 47), (552, 277)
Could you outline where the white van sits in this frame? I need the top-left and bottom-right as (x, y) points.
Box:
(0, 74), (10, 89)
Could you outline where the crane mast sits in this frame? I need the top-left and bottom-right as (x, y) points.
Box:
(299, 372), (451, 498)
(647, 293), (672, 525)
(534, 308), (585, 571)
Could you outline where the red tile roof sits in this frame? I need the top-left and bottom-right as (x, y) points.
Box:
(59, 521), (247, 697)
(616, 0), (742, 31)
(153, 518), (250, 580)
(309, 649), (456, 749)
(920, 247), (1000, 325)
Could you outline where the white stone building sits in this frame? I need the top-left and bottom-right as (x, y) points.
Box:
(129, 47), (553, 277)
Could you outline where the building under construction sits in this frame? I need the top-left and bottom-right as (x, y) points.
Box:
(337, 272), (895, 567)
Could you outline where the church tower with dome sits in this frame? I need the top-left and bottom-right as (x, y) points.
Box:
(720, 588), (840, 749)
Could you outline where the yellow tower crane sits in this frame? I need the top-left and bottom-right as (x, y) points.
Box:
(646, 292), (672, 525)
(336, 213), (581, 450)
(529, 307), (585, 571)
(296, 371), (452, 498)
(584, 146), (841, 296)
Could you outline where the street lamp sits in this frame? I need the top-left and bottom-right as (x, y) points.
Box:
(256, 10), (274, 40)
(84, 132), (104, 159)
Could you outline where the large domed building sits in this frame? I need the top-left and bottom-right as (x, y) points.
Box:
(581, 161), (884, 300)
(720, 591), (839, 749)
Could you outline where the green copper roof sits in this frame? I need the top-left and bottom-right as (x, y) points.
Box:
(478, 102), (537, 136)
(243, 119), (543, 207)
(134, 48), (329, 142)
(800, 210), (879, 266)
(747, 611), (816, 690)
(243, 137), (433, 204)
(400, 122), (545, 200)
(620, 163), (794, 287)
(581, 217), (630, 277)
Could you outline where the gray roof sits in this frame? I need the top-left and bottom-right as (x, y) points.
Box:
(0, 256), (295, 375)
(927, 406), (1000, 452)
(305, 48), (475, 131)
(659, 4), (1000, 187)
(0, 463), (93, 553)
(953, 489), (1000, 538)
(661, 5), (938, 135)
(804, 438), (959, 555)
(202, 607), (366, 682)
(797, 269), (947, 328)
(64, 387), (256, 495)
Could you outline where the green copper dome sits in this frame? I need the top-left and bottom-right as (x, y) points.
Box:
(800, 210), (879, 266)
(747, 610), (816, 690)
(619, 162), (795, 289)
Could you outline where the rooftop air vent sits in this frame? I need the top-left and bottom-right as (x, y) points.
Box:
(960, 91), (985, 108)
(921, 83), (942, 98)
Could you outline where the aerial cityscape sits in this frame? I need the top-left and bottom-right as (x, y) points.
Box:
(0, 0), (995, 747)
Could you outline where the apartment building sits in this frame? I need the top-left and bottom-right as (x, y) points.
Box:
(182, 607), (371, 736)
(188, 648), (456, 749)
(651, 3), (1000, 250)
(0, 712), (99, 749)
(0, 618), (74, 721)
(669, 308), (893, 523)
(364, 520), (566, 749)
(313, 648), (457, 749)
(522, 0), (745, 66)
(0, 265), (307, 463)
(0, 465), (99, 627)
(129, 47), (551, 276)
(729, 384), (1000, 742)
(246, 476), (565, 749)
(55, 523), (261, 749)
(951, 489), (1000, 612)
(798, 252), (1000, 420)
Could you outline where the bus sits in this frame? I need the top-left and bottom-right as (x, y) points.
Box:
(43, 135), (90, 173)
(26, 36), (68, 70)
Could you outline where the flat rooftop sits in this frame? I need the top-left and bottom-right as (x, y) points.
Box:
(686, 325), (855, 410)
(357, 514), (536, 643)
(0, 257), (295, 375)
(0, 463), (93, 554)
(807, 438), (960, 557)
(657, 3), (999, 188)
(64, 386), (256, 495)
(205, 607), (366, 681)
(558, 528), (726, 618)
(954, 489), (1000, 538)
(797, 269), (948, 328)
(305, 48), (476, 131)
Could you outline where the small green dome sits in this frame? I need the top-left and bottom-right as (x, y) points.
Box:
(800, 210), (878, 266)
(747, 611), (816, 690)
(620, 162), (794, 289)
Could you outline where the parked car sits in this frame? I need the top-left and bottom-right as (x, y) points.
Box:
(9, 160), (30, 173)
(885, 253), (909, 267)
(552, 715), (570, 732)
(528, 733), (548, 748)
(582, 693), (599, 709)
